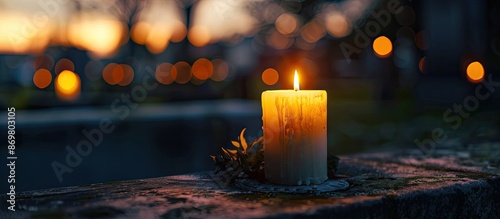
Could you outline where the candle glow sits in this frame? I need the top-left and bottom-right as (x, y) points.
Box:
(262, 70), (327, 185)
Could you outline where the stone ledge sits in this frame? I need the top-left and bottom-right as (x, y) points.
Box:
(1, 150), (499, 219)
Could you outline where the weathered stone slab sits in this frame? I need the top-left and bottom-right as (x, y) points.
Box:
(1, 150), (499, 218)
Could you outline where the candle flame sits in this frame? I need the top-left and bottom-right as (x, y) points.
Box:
(294, 70), (299, 91)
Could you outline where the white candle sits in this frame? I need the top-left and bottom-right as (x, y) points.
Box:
(262, 70), (327, 185)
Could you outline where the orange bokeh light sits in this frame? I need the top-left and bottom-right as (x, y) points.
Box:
(33, 69), (52, 89)
(131, 21), (151, 45)
(102, 63), (134, 85)
(171, 21), (187, 43)
(145, 26), (171, 54)
(55, 58), (75, 73)
(172, 61), (192, 84)
(326, 13), (350, 38)
(192, 58), (213, 80)
(373, 36), (392, 58)
(301, 20), (326, 43)
(211, 59), (229, 82)
(466, 61), (485, 83)
(55, 70), (80, 100)
(68, 14), (125, 58)
(419, 57), (426, 73)
(275, 13), (298, 35)
(103, 63), (119, 85)
(188, 25), (211, 47)
(262, 68), (279, 86)
(112, 65), (124, 85)
(118, 64), (134, 86)
(155, 62), (175, 85)
(0, 12), (52, 54)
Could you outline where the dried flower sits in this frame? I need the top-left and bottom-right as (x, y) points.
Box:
(210, 128), (341, 185)
(210, 128), (264, 183)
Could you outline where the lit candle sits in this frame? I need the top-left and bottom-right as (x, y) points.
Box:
(262, 70), (327, 185)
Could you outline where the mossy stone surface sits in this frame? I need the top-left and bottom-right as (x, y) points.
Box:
(1, 150), (499, 218)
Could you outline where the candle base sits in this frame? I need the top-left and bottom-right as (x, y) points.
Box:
(234, 178), (348, 194)
(265, 175), (328, 186)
